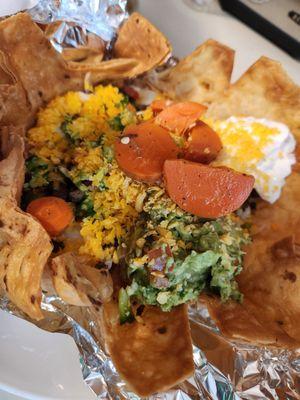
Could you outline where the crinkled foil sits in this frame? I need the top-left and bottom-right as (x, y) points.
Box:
(1, 291), (299, 399)
(1, 1), (300, 399)
(29, 0), (128, 50)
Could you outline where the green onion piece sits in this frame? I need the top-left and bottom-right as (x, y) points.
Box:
(118, 288), (134, 325)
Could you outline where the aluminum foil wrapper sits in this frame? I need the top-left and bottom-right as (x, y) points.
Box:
(28, 0), (128, 52)
(1, 290), (300, 399)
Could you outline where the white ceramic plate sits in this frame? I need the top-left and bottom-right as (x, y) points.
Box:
(0, 1), (299, 399)
(0, 0), (38, 17)
(0, 310), (96, 400)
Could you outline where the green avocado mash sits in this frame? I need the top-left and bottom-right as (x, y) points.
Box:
(120, 187), (250, 322)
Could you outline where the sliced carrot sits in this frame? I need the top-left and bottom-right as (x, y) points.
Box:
(115, 121), (179, 184)
(184, 121), (222, 163)
(164, 159), (254, 218)
(150, 99), (173, 115)
(27, 196), (74, 237)
(155, 101), (207, 134)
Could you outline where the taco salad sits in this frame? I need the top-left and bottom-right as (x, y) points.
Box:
(0, 10), (299, 397)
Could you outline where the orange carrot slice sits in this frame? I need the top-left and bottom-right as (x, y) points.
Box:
(164, 159), (254, 218)
(184, 121), (222, 163)
(155, 101), (207, 134)
(115, 121), (179, 183)
(150, 99), (173, 115)
(27, 196), (74, 237)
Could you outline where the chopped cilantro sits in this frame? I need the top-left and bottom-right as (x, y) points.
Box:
(120, 95), (129, 107)
(60, 114), (78, 143)
(98, 181), (107, 191)
(87, 136), (104, 148)
(108, 115), (124, 131)
(102, 145), (114, 162)
(26, 155), (48, 172)
(75, 195), (95, 219)
(25, 156), (50, 189)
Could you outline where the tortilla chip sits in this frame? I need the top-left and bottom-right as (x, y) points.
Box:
(0, 130), (52, 320)
(0, 128), (25, 204)
(203, 198), (300, 349)
(0, 15), (65, 126)
(62, 45), (104, 66)
(0, 51), (17, 85)
(204, 57), (300, 348)
(101, 302), (194, 397)
(68, 58), (139, 82)
(59, 34), (105, 64)
(0, 197), (52, 320)
(0, 13), (171, 127)
(0, 47), (29, 125)
(0, 14), (114, 127)
(207, 56), (300, 138)
(44, 22), (105, 63)
(0, 13), (89, 125)
(51, 252), (113, 306)
(114, 12), (171, 77)
(148, 39), (234, 105)
(63, 49), (104, 64)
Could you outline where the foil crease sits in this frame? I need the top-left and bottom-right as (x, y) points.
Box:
(28, 0), (128, 49)
(1, 291), (299, 400)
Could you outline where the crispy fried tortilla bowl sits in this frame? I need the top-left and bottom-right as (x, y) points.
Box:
(202, 57), (300, 349)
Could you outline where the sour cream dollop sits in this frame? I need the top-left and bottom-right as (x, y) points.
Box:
(211, 117), (296, 203)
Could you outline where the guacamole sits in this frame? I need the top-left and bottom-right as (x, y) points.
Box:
(120, 187), (250, 321)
